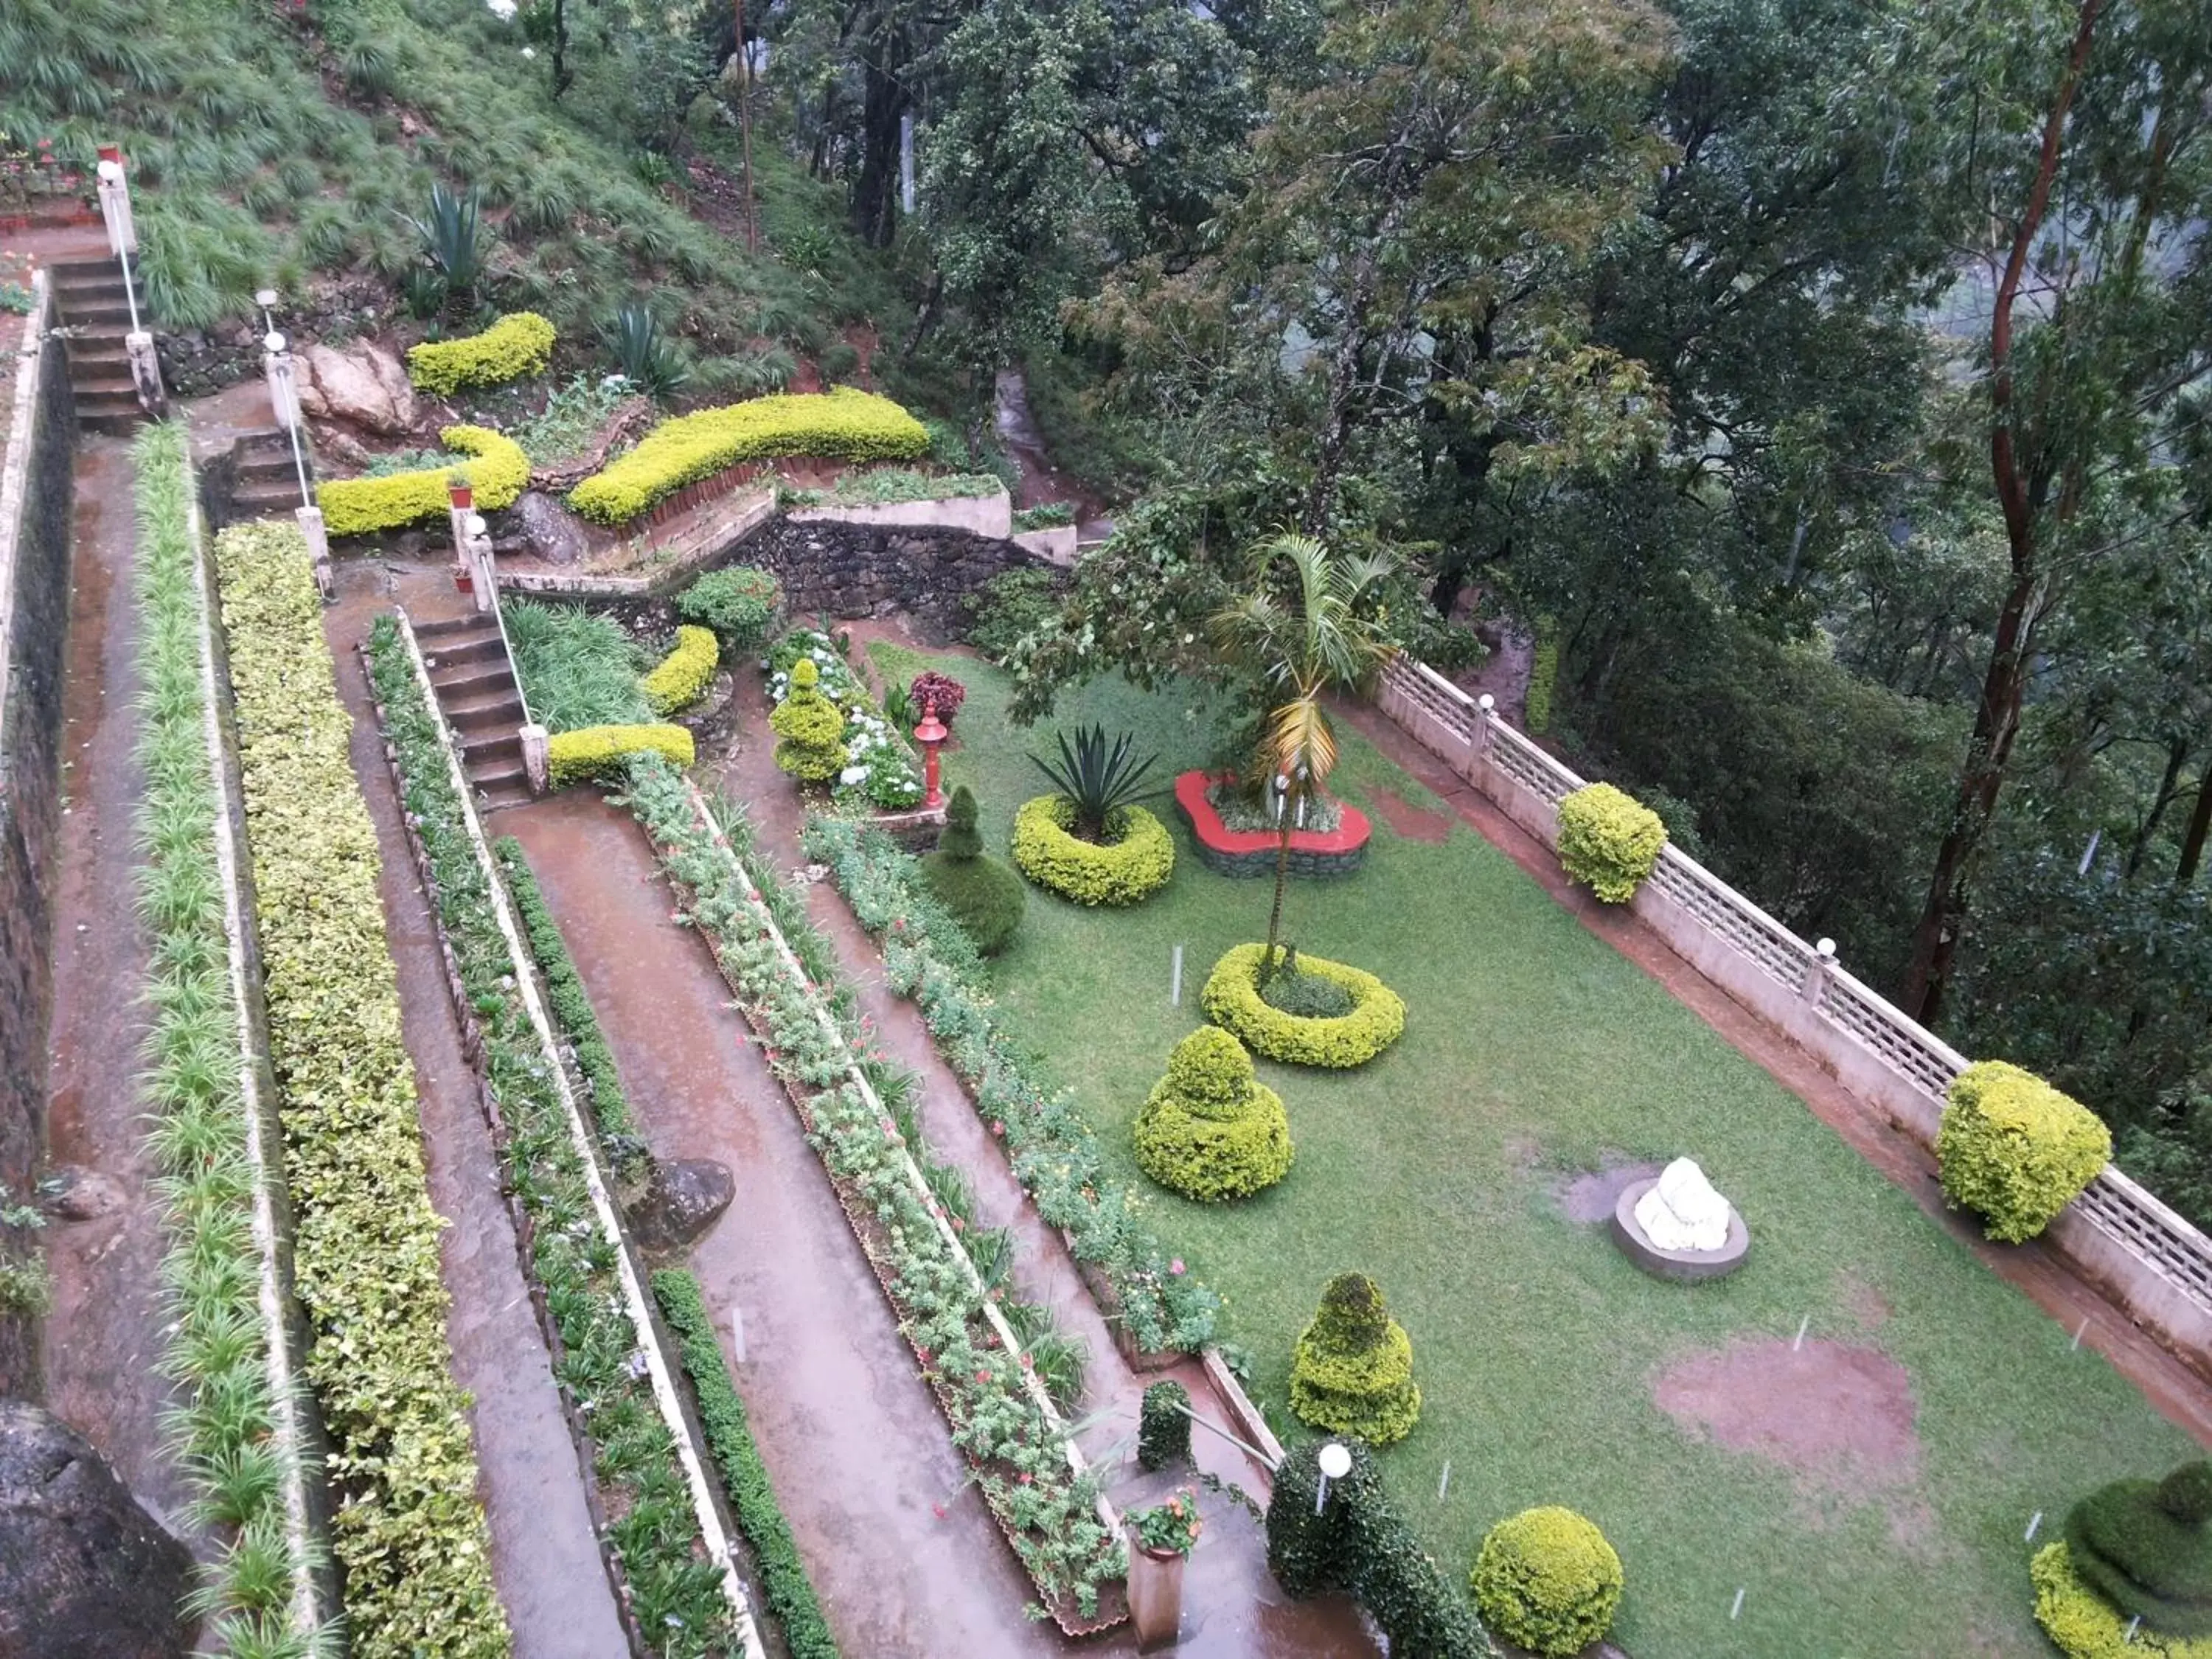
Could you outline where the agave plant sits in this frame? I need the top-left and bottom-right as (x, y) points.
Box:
(607, 299), (689, 400)
(1032, 723), (1162, 844)
(406, 181), (483, 297)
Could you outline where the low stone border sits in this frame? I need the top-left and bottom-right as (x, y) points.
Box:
(1609, 1178), (1750, 1282)
(1174, 771), (1372, 879)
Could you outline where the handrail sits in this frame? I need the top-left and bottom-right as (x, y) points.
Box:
(487, 573), (532, 730)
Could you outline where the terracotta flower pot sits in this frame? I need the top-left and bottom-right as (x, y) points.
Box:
(1127, 1541), (1186, 1650)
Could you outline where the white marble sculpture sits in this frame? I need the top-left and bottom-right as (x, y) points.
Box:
(1633, 1158), (1733, 1253)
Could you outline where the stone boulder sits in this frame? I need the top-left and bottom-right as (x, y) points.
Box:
(0, 1400), (196, 1658)
(625, 1158), (734, 1255)
(296, 340), (417, 437)
(515, 491), (590, 566)
(1633, 1157), (1733, 1253)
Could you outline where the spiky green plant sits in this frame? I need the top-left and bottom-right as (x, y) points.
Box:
(607, 299), (689, 400)
(1031, 723), (1163, 843)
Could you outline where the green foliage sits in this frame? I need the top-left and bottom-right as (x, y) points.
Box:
(507, 374), (633, 467)
(964, 568), (1063, 664)
(0, 1256), (49, 1316)
(1201, 944), (1405, 1068)
(316, 425), (529, 536)
(1137, 1380), (1192, 1472)
(606, 299), (688, 401)
(1012, 794), (1175, 906)
(1554, 781), (1667, 904)
(1470, 1506), (1624, 1656)
(791, 468), (1004, 507)
(2063, 1464), (2212, 1638)
(0, 282), (32, 316)
(2035, 1543), (2212, 1659)
(921, 787), (1025, 955)
(1012, 501), (1077, 531)
(1133, 1025), (1294, 1203)
(569, 389), (929, 524)
(641, 625), (718, 716)
(1267, 1438), (1488, 1658)
(408, 181), (485, 296)
(1937, 1061), (2112, 1244)
(547, 723), (693, 788)
(1260, 965), (1355, 1020)
(651, 1270), (843, 1659)
(1030, 723), (1163, 842)
(801, 815), (1218, 1354)
(405, 311), (556, 397)
(766, 632), (923, 810)
(675, 566), (782, 657)
(212, 519), (507, 1659)
(502, 598), (653, 732)
(771, 657), (850, 782)
(1524, 619), (1559, 735)
(1288, 1272), (1422, 1444)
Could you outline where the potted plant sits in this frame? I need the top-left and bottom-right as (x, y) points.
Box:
(1126, 1488), (1202, 1648)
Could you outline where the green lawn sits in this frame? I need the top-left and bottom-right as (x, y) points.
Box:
(872, 641), (2197, 1658)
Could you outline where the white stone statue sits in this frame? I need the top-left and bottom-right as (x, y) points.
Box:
(1634, 1158), (1733, 1253)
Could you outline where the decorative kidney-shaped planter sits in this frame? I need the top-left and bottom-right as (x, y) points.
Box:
(1173, 771), (1371, 879)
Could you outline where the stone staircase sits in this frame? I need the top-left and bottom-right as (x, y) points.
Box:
(228, 428), (312, 521)
(47, 260), (143, 435)
(414, 615), (532, 810)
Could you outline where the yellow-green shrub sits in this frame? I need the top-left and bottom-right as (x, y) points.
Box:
(1011, 794), (1175, 905)
(1288, 1271), (1422, 1444)
(1200, 943), (1405, 1068)
(1470, 1507), (1624, 1657)
(642, 625), (718, 715)
(569, 388), (930, 524)
(406, 311), (557, 397)
(2034, 1543), (2212, 1658)
(1937, 1060), (2111, 1243)
(771, 658), (847, 782)
(317, 425), (530, 536)
(1554, 781), (1666, 903)
(548, 723), (694, 787)
(1133, 1025), (1294, 1203)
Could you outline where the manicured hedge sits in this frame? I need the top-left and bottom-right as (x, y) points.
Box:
(1201, 944), (1405, 1068)
(212, 519), (509, 1659)
(2034, 1543), (2212, 1658)
(568, 389), (928, 524)
(643, 625), (719, 715)
(1937, 1060), (2111, 1243)
(406, 311), (557, 397)
(653, 1270), (844, 1659)
(317, 424), (530, 536)
(547, 721), (694, 787)
(1555, 781), (1666, 904)
(1288, 1271), (1422, 1445)
(1011, 794), (1175, 906)
(1470, 1507), (1624, 1657)
(1132, 1026), (1294, 1203)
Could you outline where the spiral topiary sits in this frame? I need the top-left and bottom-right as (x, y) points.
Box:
(2062, 1461), (2212, 1637)
(920, 786), (1025, 954)
(1133, 1026), (1294, 1203)
(1470, 1506), (1624, 1656)
(1288, 1272), (1421, 1445)
(771, 657), (847, 782)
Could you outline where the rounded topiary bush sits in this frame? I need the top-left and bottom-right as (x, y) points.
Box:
(676, 566), (782, 655)
(1555, 782), (1666, 903)
(1201, 943), (1405, 1068)
(771, 657), (847, 782)
(1138, 1380), (1193, 1472)
(1937, 1060), (2111, 1243)
(921, 787), (1025, 955)
(1289, 1272), (1421, 1445)
(1470, 1506), (1624, 1657)
(2059, 1461), (2212, 1640)
(1133, 1026), (1294, 1202)
(1010, 793), (1175, 905)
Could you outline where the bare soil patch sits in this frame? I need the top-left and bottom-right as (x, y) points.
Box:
(1655, 1338), (1921, 1504)
(1559, 1158), (1663, 1224)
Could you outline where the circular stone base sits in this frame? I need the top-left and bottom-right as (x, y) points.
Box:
(1610, 1178), (1750, 1282)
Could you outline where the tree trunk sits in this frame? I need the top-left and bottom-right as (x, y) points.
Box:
(551, 0), (571, 97)
(852, 32), (908, 248)
(1262, 825), (1292, 981)
(2179, 765), (2212, 886)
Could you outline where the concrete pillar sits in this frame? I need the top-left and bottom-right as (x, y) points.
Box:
(520, 723), (549, 796)
(125, 330), (167, 420)
(296, 505), (333, 599)
(1800, 936), (1838, 1005)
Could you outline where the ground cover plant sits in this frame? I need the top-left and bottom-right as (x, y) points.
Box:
(367, 619), (742, 1654)
(782, 468), (1004, 508)
(864, 640), (2204, 1656)
(130, 423), (319, 1655)
(211, 520), (507, 1658)
(503, 597), (653, 731)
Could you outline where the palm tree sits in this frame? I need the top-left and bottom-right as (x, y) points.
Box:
(1210, 532), (1399, 980)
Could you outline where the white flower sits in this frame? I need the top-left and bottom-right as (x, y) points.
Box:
(841, 765), (871, 786)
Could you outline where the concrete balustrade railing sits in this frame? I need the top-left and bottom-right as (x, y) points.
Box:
(1374, 655), (2212, 1378)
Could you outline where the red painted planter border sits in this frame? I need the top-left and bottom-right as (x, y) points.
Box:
(1173, 770), (1371, 862)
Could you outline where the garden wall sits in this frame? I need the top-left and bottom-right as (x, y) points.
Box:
(787, 488), (1012, 539)
(1374, 657), (2212, 1385)
(0, 279), (76, 1367)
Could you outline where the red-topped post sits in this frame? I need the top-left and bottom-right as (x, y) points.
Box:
(914, 695), (948, 810)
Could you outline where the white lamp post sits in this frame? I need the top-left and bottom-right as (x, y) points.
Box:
(97, 153), (167, 418)
(262, 327), (331, 596)
(1315, 1441), (1352, 1515)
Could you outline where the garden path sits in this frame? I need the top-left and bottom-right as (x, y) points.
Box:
(1335, 695), (2212, 1451)
(324, 563), (628, 1658)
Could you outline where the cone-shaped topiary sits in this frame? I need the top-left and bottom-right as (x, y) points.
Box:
(1289, 1271), (1420, 1444)
(1470, 1506), (1624, 1656)
(771, 657), (848, 782)
(921, 786), (1025, 954)
(1133, 1026), (1294, 1203)
(2064, 1461), (2212, 1636)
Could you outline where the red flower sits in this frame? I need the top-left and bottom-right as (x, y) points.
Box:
(975, 1368), (992, 1383)
(990, 1121), (1006, 1137)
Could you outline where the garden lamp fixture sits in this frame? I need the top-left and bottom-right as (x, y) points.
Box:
(914, 695), (948, 810)
(95, 158), (140, 332)
(261, 330), (314, 507)
(254, 286), (279, 337)
(1315, 1441), (1352, 1514)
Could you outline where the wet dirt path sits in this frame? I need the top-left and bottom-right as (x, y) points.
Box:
(324, 563), (627, 1659)
(39, 436), (195, 1539)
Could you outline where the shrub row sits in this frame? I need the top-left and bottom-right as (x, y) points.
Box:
(210, 519), (509, 1659)
(316, 424), (530, 535)
(1938, 1060), (2112, 1243)
(643, 624), (719, 716)
(568, 389), (929, 524)
(547, 721), (694, 788)
(651, 1270), (844, 1659)
(406, 311), (557, 397)
(623, 757), (1123, 1621)
(801, 816), (1220, 1353)
(1201, 945), (1406, 1068)
(367, 619), (741, 1655)
(1011, 796), (1176, 905)
(767, 630), (922, 812)
(130, 423), (316, 1648)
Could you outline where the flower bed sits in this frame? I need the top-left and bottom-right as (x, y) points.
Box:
(766, 630), (923, 812)
(366, 617), (754, 1658)
(1174, 771), (1371, 880)
(210, 520), (509, 1659)
(620, 755), (1126, 1630)
(801, 816), (1219, 1359)
(1201, 943), (1406, 1068)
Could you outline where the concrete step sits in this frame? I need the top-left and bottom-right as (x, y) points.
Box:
(416, 613), (497, 640)
(468, 761), (530, 796)
(427, 661), (515, 700)
(50, 268), (128, 301)
(237, 453), (295, 481)
(70, 369), (135, 398)
(479, 782), (535, 813)
(446, 692), (524, 733)
(75, 391), (142, 434)
(60, 299), (133, 326)
(421, 631), (506, 668)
